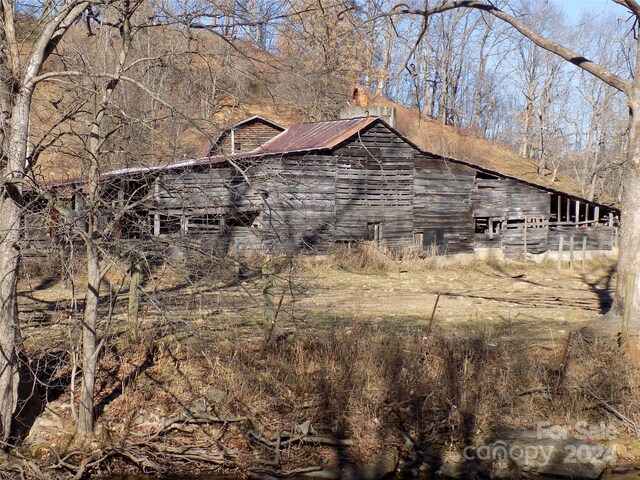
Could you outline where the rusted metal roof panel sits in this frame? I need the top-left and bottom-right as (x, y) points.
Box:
(255, 117), (378, 155)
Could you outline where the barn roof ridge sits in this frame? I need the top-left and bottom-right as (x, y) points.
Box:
(34, 114), (619, 211)
(197, 114), (286, 158)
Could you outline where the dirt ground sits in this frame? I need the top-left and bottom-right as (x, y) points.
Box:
(17, 254), (618, 346)
(292, 256), (617, 342)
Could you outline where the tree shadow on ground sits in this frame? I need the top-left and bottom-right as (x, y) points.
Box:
(580, 261), (617, 315)
(11, 349), (72, 443)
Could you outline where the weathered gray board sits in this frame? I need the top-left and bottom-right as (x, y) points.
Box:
(471, 176), (550, 257)
(152, 123), (416, 252)
(548, 225), (614, 251)
(413, 156), (475, 254)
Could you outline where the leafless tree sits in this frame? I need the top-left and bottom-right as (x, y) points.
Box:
(387, 0), (640, 327)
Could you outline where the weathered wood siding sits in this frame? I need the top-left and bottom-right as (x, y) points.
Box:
(472, 177), (550, 219)
(152, 123), (417, 252)
(210, 121), (283, 155)
(472, 177), (550, 256)
(413, 156), (475, 254)
(547, 226), (615, 251)
(332, 123), (414, 246)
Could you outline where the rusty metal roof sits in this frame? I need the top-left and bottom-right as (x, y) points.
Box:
(255, 117), (378, 155)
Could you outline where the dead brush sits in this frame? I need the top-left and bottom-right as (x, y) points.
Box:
(327, 241), (399, 272)
(87, 322), (640, 474)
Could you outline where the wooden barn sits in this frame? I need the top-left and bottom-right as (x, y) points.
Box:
(25, 114), (620, 260)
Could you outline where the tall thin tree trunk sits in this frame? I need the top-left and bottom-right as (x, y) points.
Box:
(614, 90), (640, 328)
(0, 90), (34, 442)
(76, 2), (133, 435)
(77, 240), (100, 435)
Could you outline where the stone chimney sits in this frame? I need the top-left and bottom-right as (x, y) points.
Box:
(339, 105), (397, 128)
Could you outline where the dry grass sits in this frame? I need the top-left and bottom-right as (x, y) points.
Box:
(13, 251), (638, 475)
(323, 241), (490, 274)
(75, 322), (640, 474)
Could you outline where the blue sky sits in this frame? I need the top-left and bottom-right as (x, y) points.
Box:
(554, 0), (623, 23)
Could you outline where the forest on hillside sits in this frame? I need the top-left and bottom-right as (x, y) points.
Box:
(26, 0), (631, 203)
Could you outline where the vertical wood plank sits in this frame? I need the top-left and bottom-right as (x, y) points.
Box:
(581, 236), (587, 271)
(523, 216), (528, 257)
(575, 200), (580, 226)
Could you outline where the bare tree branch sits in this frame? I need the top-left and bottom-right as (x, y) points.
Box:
(388, 0), (633, 94)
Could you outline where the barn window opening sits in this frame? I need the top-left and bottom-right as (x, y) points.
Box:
(475, 171), (499, 180)
(422, 228), (445, 254)
(475, 217), (501, 235)
(225, 210), (259, 228)
(159, 214), (181, 235)
(475, 217), (489, 234)
(366, 222), (382, 243)
(188, 214), (222, 234)
(413, 231), (424, 246)
(504, 218), (525, 229)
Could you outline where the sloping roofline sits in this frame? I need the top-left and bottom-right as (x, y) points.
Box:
(34, 115), (619, 212)
(197, 115), (286, 157)
(353, 117), (618, 212)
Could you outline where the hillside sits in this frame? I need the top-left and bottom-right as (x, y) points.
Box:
(189, 97), (615, 206)
(23, 26), (611, 207)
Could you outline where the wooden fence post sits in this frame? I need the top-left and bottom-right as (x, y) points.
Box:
(581, 236), (587, 271)
(426, 293), (441, 336)
(569, 236), (574, 270)
(558, 235), (564, 270)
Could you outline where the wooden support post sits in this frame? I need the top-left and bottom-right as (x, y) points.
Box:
(557, 196), (562, 222)
(621, 273), (637, 347)
(581, 236), (587, 271)
(609, 212), (614, 227)
(558, 235), (564, 270)
(234, 240), (240, 281)
(128, 261), (142, 340)
(569, 235), (574, 270)
(594, 206), (600, 224)
(523, 216), (528, 257)
(153, 179), (160, 236)
(585, 203), (590, 224)
(488, 218), (494, 240)
(566, 198), (571, 222)
(575, 200), (580, 226)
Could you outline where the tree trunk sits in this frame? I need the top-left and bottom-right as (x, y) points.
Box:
(0, 90), (33, 442)
(613, 91), (640, 329)
(0, 197), (20, 443)
(77, 240), (100, 435)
